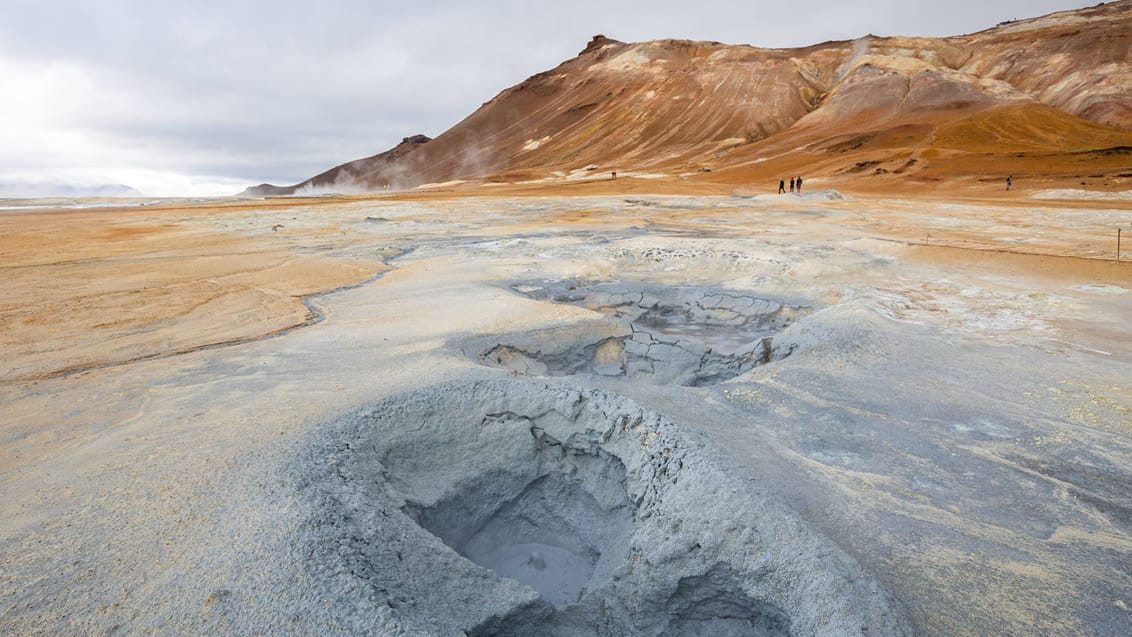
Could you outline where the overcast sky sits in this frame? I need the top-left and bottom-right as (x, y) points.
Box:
(0, 0), (1092, 196)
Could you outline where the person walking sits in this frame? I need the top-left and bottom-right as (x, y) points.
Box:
(789, 177), (795, 193)
(1006, 175), (1012, 191)
(796, 176), (803, 193)
(778, 178), (785, 194)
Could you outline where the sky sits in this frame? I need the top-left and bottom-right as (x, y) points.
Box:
(0, 0), (1094, 196)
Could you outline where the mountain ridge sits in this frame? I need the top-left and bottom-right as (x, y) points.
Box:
(243, 0), (1132, 196)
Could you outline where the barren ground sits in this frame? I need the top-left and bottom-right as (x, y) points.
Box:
(1, 183), (1130, 635)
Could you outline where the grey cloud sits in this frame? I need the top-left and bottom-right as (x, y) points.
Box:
(0, 0), (1093, 193)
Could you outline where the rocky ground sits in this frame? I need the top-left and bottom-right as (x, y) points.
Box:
(1, 190), (1130, 635)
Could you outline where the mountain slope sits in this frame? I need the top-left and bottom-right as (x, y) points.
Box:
(247, 1), (1132, 195)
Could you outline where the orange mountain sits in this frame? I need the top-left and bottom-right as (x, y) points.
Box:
(244, 1), (1132, 196)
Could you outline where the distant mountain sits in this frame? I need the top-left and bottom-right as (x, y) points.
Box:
(249, 0), (1132, 194)
(0, 180), (143, 198)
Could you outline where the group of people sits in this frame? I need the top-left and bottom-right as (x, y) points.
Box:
(771, 174), (1013, 193)
(778, 176), (804, 194)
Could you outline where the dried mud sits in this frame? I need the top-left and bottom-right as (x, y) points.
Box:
(1, 192), (1129, 636)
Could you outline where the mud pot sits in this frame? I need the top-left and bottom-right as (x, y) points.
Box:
(472, 281), (812, 386)
(297, 380), (911, 636)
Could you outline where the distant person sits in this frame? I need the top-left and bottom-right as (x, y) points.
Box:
(1006, 175), (1012, 191)
(612, 171), (617, 180)
(789, 177), (795, 193)
(796, 176), (803, 193)
(779, 179), (785, 194)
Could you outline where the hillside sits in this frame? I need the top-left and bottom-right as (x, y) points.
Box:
(244, 1), (1132, 196)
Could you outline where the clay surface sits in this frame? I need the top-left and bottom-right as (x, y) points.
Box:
(1, 192), (1130, 636)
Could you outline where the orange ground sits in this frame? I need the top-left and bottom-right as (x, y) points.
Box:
(2, 184), (1129, 385)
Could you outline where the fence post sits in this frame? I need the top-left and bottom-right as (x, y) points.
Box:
(1119, 228), (1123, 262)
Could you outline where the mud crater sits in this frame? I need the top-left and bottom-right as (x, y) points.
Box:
(478, 281), (812, 386)
(300, 381), (910, 636)
(404, 426), (632, 609)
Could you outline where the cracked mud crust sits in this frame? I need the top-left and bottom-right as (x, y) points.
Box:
(467, 281), (810, 385)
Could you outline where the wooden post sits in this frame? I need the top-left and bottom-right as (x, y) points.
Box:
(1119, 228), (1123, 261)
